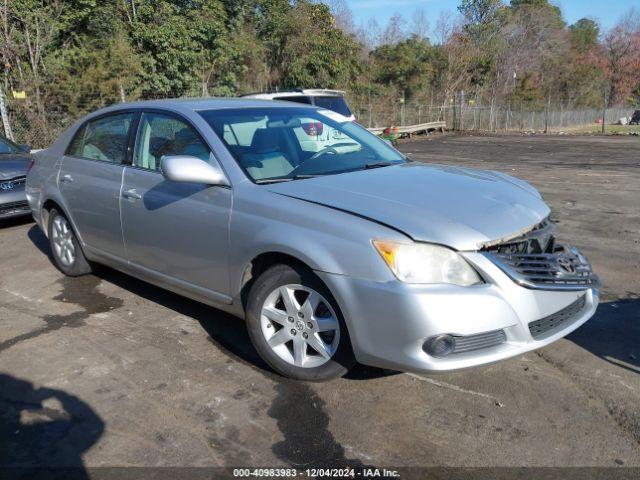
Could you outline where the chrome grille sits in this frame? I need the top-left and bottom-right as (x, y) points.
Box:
(0, 200), (30, 216)
(482, 218), (599, 291)
(529, 295), (586, 339)
(485, 245), (599, 291)
(452, 329), (506, 354)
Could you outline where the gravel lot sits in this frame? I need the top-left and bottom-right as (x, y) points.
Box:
(1, 134), (639, 472)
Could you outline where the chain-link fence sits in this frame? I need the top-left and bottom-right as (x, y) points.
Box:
(445, 105), (633, 132)
(353, 102), (634, 133)
(2, 109), (76, 149)
(0, 97), (86, 149)
(1, 94), (636, 150)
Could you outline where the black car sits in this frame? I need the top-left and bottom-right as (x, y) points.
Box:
(630, 110), (640, 125)
(0, 136), (32, 220)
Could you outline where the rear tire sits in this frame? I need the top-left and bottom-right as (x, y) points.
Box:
(246, 264), (355, 381)
(47, 208), (92, 276)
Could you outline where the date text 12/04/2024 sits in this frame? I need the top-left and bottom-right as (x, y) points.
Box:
(232, 468), (400, 477)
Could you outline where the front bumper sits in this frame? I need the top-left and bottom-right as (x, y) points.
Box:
(0, 187), (30, 219)
(317, 251), (599, 373)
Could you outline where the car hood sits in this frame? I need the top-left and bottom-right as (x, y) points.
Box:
(0, 156), (30, 180)
(267, 162), (550, 251)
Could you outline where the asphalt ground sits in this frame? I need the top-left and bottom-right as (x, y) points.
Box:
(0, 134), (639, 474)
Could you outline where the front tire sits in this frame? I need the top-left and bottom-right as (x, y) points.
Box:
(47, 208), (92, 276)
(246, 264), (354, 381)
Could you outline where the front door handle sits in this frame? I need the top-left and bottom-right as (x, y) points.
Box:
(122, 188), (142, 200)
(60, 174), (74, 183)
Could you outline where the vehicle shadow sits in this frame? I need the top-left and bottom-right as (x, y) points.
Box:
(95, 265), (398, 381)
(0, 216), (33, 229)
(25, 224), (398, 382)
(92, 263), (640, 381)
(26, 224), (636, 381)
(27, 224), (51, 256)
(0, 373), (104, 479)
(94, 264), (275, 368)
(567, 296), (640, 374)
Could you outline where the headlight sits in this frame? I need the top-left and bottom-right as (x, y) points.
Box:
(373, 240), (482, 286)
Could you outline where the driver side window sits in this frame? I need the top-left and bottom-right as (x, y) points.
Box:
(134, 113), (210, 171)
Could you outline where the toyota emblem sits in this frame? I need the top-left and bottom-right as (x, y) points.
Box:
(557, 257), (575, 274)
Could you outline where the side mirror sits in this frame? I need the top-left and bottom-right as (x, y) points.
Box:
(160, 155), (229, 186)
(18, 144), (31, 153)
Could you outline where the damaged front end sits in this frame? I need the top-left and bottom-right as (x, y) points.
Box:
(480, 218), (601, 291)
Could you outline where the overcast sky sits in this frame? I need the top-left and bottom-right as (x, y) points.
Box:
(345, 0), (637, 32)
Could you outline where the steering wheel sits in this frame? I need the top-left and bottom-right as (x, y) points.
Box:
(289, 146), (340, 177)
(309, 145), (339, 160)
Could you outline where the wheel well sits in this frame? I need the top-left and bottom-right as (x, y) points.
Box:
(41, 199), (62, 233)
(239, 251), (356, 360)
(239, 252), (312, 309)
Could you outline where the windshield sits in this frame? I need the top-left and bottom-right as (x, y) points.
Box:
(200, 107), (405, 183)
(313, 96), (352, 117)
(0, 137), (20, 155)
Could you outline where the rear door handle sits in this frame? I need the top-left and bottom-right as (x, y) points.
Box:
(60, 174), (74, 183)
(122, 188), (142, 200)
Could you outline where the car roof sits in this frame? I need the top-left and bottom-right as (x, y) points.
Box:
(241, 89), (346, 98)
(90, 97), (313, 117)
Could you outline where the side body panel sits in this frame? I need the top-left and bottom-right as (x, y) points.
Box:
(228, 182), (405, 298)
(120, 166), (233, 301)
(58, 156), (126, 258)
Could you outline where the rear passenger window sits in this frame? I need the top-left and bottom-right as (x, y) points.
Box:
(134, 113), (210, 171)
(67, 113), (134, 164)
(313, 96), (352, 117)
(276, 96), (312, 105)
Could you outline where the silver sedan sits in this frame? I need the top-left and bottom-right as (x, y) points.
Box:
(26, 99), (600, 381)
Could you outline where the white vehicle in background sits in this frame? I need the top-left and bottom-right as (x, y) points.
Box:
(240, 89), (355, 120)
(240, 89), (360, 154)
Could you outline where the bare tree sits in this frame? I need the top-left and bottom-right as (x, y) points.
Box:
(498, 3), (567, 98)
(433, 10), (455, 45)
(439, 25), (475, 118)
(602, 8), (640, 104)
(410, 7), (430, 40)
(326, 0), (355, 34)
(7, 1), (63, 115)
(355, 18), (382, 51)
(381, 14), (407, 45)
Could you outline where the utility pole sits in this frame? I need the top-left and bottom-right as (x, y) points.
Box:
(544, 93), (550, 134)
(368, 88), (372, 128)
(460, 90), (465, 131)
(601, 87), (607, 135)
(452, 93), (457, 131)
(0, 83), (14, 141)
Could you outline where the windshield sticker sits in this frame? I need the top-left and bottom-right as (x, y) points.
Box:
(317, 109), (350, 124)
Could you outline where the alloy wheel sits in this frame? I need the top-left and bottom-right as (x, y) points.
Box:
(51, 215), (76, 267)
(260, 284), (340, 368)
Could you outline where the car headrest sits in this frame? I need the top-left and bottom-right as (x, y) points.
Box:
(250, 128), (280, 154)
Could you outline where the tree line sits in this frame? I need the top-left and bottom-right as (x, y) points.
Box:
(1, 0), (639, 143)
